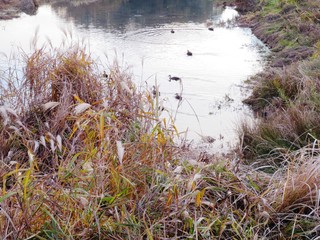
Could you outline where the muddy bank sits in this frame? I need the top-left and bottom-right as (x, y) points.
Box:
(0, 0), (38, 19)
(238, 0), (320, 108)
(239, 0), (319, 67)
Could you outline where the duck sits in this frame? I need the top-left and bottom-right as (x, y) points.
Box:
(102, 71), (108, 79)
(175, 93), (182, 100)
(208, 27), (214, 31)
(152, 86), (160, 97)
(171, 29), (175, 33)
(158, 106), (165, 111)
(168, 75), (181, 82)
(187, 50), (193, 56)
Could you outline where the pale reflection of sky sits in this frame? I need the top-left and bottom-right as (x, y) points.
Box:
(0, 4), (269, 153)
(0, 6), (71, 55)
(219, 7), (239, 22)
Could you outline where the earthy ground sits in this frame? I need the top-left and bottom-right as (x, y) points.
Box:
(238, 0), (320, 67)
(0, 0), (38, 19)
(235, 0), (320, 160)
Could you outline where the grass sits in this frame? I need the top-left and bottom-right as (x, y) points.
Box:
(244, 0), (320, 53)
(241, 0), (320, 161)
(238, 1), (320, 235)
(0, 42), (319, 239)
(0, 44), (175, 238)
(242, 52), (320, 159)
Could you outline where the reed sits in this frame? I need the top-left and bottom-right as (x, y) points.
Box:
(0, 44), (176, 238)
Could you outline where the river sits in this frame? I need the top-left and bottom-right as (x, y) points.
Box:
(0, 0), (269, 153)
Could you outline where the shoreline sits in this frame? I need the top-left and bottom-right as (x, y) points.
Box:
(237, 0), (317, 67)
(0, 0), (38, 19)
(236, 0), (320, 159)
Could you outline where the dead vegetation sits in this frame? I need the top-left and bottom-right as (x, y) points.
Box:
(0, 42), (319, 239)
(240, 0), (320, 164)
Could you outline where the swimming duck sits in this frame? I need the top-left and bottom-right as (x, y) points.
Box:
(158, 106), (165, 111)
(152, 86), (160, 97)
(187, 50), (193, 56)
(175, 93), (182, 100)
(102, 71), (108, 79)
(171, 29), (175, 33)
(169, 75), (181, 82)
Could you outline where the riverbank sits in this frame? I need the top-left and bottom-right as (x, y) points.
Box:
(0, 0), (38, 19)
(239, 0), (319, 67)
(236, 0), (320, 161)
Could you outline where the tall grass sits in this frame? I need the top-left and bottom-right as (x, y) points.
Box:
(1, 44), (319, 239)
(238, 0), (320, 237)
(241, 57), (320, 161)
(0, 44), (176, 238)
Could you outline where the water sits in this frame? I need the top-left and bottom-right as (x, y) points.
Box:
(0, 0), (269, 153)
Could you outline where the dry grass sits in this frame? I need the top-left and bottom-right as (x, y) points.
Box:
(0, 44), (319, 239)
(265, 146), (320, 238)
(0, 44), (176, 238)
(237, 1), (320, 235)
(241, 57), (320, 160)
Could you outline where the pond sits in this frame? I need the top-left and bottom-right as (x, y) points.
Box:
(0, 0), (269, 153)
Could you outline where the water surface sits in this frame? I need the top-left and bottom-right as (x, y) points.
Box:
(0, 0), (269, 152)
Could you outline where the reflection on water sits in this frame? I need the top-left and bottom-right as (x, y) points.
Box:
(0, 0), (269, 153)
(51, 0), (215, 30)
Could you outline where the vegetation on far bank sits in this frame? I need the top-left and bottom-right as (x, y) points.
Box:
(240, 0), (320, 162)
(0, 0), (320, 239)
(0, 0), (39, 19)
